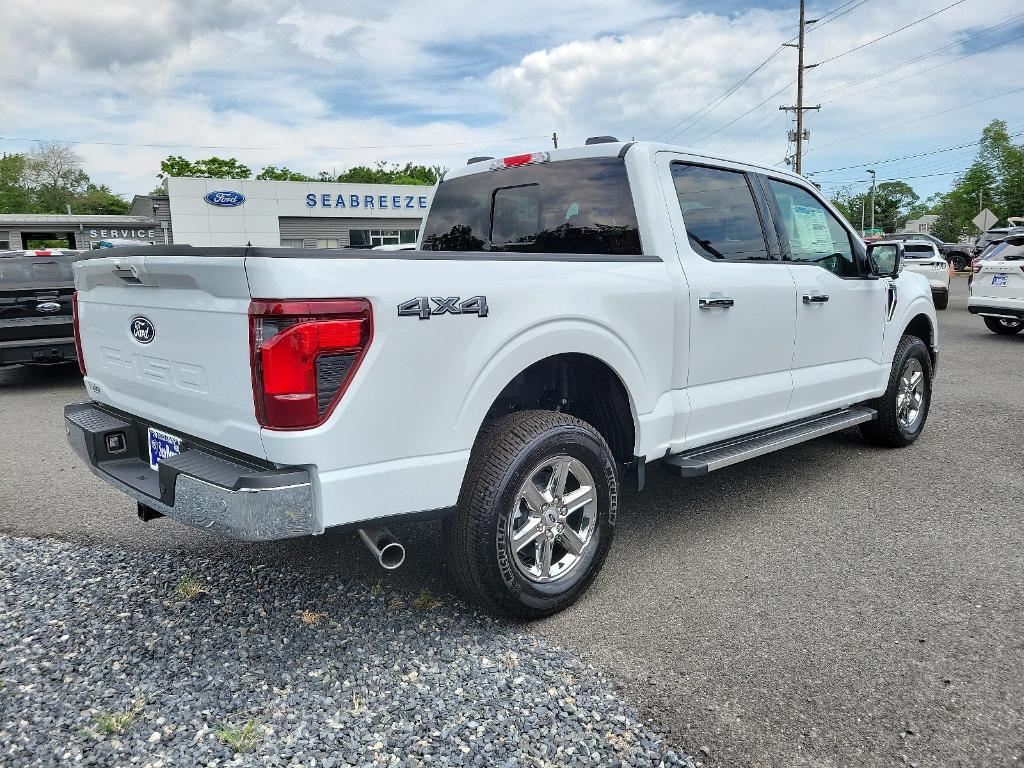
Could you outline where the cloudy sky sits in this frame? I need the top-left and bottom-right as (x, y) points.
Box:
(2, 0), (1023, 202)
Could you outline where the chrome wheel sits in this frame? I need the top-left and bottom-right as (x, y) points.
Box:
(896, 357), (926, 430)
(507, 455), (597, 583)
(999, 319), (1021, 329)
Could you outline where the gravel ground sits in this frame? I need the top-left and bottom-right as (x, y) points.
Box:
(2, 277), (1023, 767)
(0, 534), (694, 768)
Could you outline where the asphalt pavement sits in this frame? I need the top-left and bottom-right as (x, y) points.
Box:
(1, 275), (1021, 767)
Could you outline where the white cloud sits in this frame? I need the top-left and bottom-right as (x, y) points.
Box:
(0, 0), (1021, 199)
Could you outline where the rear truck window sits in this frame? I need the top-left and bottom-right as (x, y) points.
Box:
(420, 157), (642, 255)
(0, 255), (77, 288)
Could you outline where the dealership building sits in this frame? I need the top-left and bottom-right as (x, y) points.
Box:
(130, 177), (435, 249)
(0, 213), (168, 251)
(0, 178), (434, 252)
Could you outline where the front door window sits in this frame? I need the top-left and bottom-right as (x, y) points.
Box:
(766, 179), (858, 277)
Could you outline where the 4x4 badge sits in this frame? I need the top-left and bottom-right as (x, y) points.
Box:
(398, 296), (488, 320)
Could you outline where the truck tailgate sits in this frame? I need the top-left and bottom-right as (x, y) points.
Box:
(73, 252), (264, 458)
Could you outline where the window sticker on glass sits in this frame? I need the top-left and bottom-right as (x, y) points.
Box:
(791, 204), (833, 253)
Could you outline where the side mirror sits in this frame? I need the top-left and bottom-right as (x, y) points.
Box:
(867, 241), (903, 279)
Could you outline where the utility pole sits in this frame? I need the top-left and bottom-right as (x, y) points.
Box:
(979, 188), (983, 213)
(780, 0), (819, 174)
(868, 169), (877, 232)
(861, 199), (866, 237)
(552, 132), (558, 149)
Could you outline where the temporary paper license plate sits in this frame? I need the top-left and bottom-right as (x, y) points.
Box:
(148, 427), (182, 470)
(992, 274), (1008, 286)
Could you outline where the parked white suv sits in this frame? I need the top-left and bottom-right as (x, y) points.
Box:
(894, 240), (949, 309)
(65, 140), (939, 618)
(968, 234), (1024, 334)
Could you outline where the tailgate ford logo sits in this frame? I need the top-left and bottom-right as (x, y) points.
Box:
(130, 316), (156, 344)
(204, 190), (245, 207)
(36, 301), (62, 313)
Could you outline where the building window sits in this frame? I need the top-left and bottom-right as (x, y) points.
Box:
(280, 238), (303, 248)
(350, 228), (419, 247)
(315, 238), (339, 249)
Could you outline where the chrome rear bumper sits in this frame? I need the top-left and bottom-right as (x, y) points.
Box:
(64, 401), (319, 541)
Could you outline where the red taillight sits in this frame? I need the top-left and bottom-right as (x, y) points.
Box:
(72, 291), (86, 376)
(489, 151), (550, 170)
(249, 299), (372, 430)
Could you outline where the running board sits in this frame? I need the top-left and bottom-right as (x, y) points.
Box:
(663, 406), (876, 477)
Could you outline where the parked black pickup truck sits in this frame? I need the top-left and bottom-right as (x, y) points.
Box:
(0, 249), (87, 367)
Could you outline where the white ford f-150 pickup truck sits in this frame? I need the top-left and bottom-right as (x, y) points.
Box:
(65, 140), (938, 618)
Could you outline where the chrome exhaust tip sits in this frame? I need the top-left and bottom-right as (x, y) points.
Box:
(358, 526), (405, 570)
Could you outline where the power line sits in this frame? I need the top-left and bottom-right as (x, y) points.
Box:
(654, 47), (786, 142)
(819, 27), (1024, 105)
(692, 80), (793, 145)
(805, 0), (873, 31)
(689, 0), (969, 150)
(807, 87), (1024, 153)
(809, 129), (1024, 174)
(0, 134), (551, 152)
(814, 170), (966, 185)
(813, 0), (968, 68)
(649, 0), (869, 142)
(810, 10), (1024, 101)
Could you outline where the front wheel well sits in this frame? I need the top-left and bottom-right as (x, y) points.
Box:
(481, 353), (636, 464)
(902, 312), (936, 366)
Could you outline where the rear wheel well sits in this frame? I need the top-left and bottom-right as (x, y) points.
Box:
(903, 313), (936, 365)
(481, 354), (636, 464)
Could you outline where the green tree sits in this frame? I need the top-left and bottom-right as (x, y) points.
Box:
(872, 181), (919, 233)
(26, 143), (89, 213)
(932, 160), (998, 241)
(321, 161), (445, 185)
(904, 193), (942, 223)
(159, 155), (252, 179)
(255, 165), (315, 181)
(73, 184), (131, 214)
(0, 153), (32, 213)
(927, 120), (1024, 240)
(828, 181), (920, 233)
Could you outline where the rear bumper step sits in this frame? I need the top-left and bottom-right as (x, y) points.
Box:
(663, 406), (876, 477)
(64, 401), (319, 540)
(967, 305), (1024, 320)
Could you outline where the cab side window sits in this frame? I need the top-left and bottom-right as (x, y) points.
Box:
(767, 179), (858, 277)
(672, 163), (770, 262)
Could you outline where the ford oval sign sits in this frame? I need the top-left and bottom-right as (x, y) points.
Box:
(130, 316), (156, 344)
(36, 301), (62, 314)
(204, 190), (245, 207)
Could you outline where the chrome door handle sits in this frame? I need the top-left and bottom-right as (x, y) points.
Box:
(802, 293), (830, 304)
(699, 297), (735, 309)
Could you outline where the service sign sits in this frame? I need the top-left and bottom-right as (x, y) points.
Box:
(88, 228), (158, 239)
(205, 190), (246, 207)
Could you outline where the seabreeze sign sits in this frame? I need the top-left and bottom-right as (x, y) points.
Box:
(204, 190), (246, 207)
(305, 191), (429, 210)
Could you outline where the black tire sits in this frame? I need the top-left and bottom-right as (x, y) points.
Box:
(933, 291), (948, 310)
(948, 253), (967, 272)
(983, 316), (1024, 335)
(444, 410), (617, 619)
(860, 334), (932, 448)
